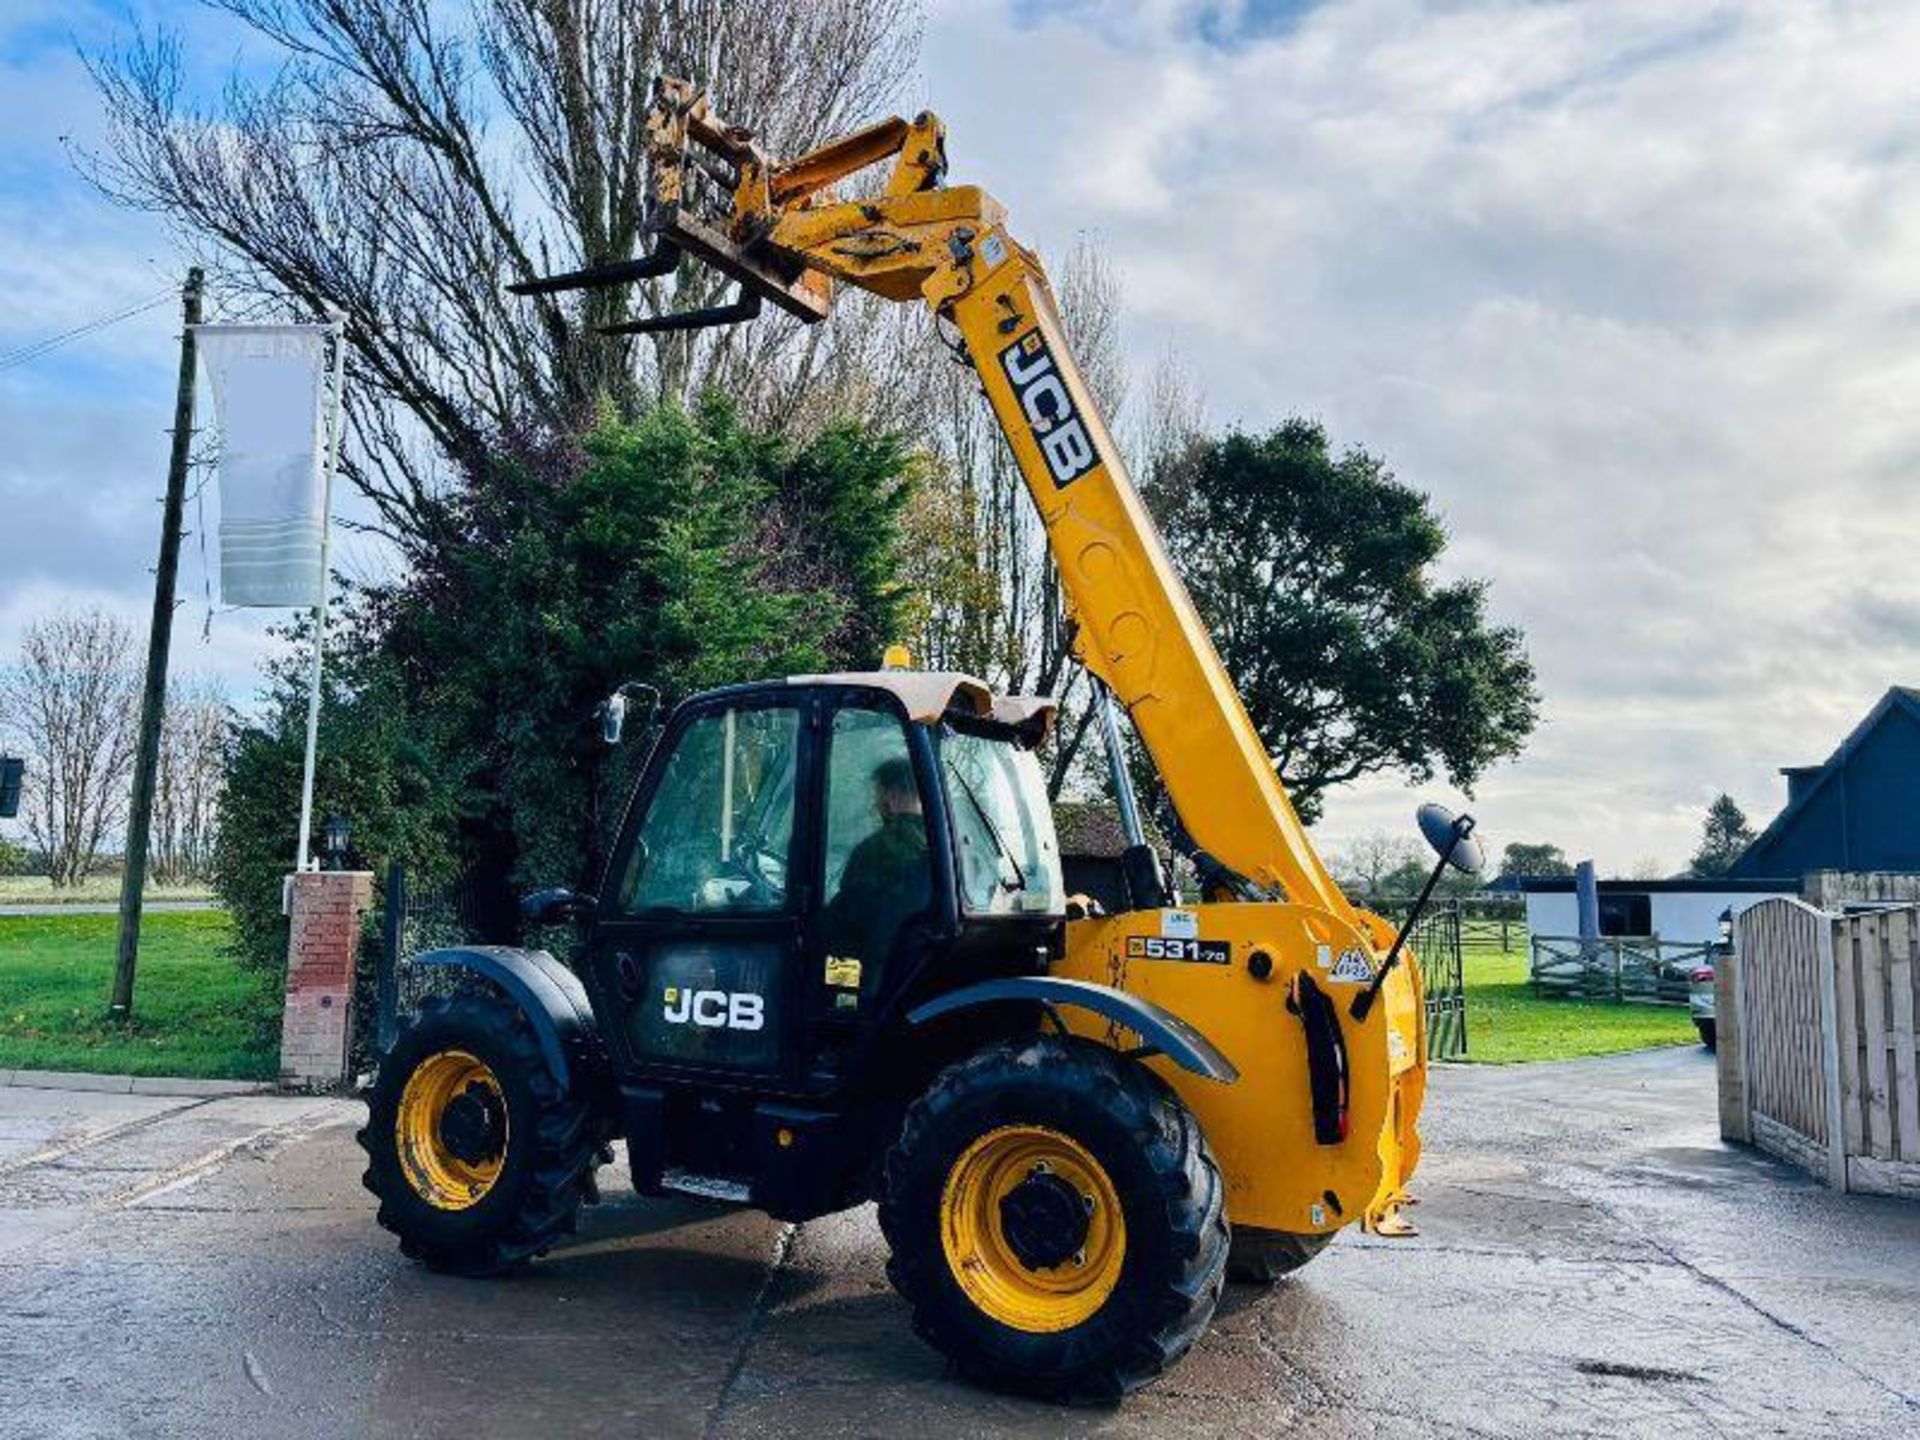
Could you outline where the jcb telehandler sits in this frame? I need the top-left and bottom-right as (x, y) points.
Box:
(361, 78), (1484, 1402)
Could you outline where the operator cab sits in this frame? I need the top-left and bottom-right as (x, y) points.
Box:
(582, 669), (1063, 1109)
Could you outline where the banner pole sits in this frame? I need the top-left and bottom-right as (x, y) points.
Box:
(294, 317), (347, 873)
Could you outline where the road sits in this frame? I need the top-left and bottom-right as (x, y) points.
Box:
(1, 1048), (1916, 1438)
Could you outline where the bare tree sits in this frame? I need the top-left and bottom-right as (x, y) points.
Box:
(903, 234), (1132, 797)
(153, 676), (231, 885)
(0, 611), (141, 886)
(83, 0), (923, 551)
(1331, 831), (1424, 900)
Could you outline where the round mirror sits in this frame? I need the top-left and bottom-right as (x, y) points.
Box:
(1417, 803), (1483, 875)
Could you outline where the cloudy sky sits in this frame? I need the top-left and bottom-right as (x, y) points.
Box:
(5, 0), (1919, 873)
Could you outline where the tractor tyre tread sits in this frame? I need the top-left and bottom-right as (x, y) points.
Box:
(1226, 1226), (1332, 1284)
(357, 992), (601, 1278)
(879, 1034), (1226, 1404)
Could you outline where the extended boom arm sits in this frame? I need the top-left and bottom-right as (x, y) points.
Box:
(516, 78), (1359, 926)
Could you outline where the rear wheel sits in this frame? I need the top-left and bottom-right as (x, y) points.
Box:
(358, 993), (601, 1276)
(880, 1035), (1227, 1403)
(1227, 1227), (1331, 1283)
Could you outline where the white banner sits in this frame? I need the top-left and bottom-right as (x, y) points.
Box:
(197, 324), (333, 607)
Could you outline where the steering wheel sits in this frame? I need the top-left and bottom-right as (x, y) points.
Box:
(726, 832), (786, 904)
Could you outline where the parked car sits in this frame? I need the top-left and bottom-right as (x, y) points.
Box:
(1689, 962), (1716, 1050)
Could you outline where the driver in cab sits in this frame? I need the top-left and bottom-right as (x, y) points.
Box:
(822, 756), (932, 989)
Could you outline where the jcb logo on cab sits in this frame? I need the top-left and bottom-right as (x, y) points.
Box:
(663, 987), (765, 1031)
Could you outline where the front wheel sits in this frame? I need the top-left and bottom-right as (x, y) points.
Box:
(358, 993), (601, 1276)
(879, 1035), (1227, 1404)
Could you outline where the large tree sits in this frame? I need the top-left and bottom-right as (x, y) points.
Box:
(1499, 841), (1573, 879)
(1143, 419), (1537, 823)
(86, 0), (922, 549)
(213, 400), (914, 968)
(1690, 794), (1755, 878)
(0, 610), (140, 886)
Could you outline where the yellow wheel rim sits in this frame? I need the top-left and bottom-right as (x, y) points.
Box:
(395, 1049), (508, 1211)
(940, 1124), (1126, 1333)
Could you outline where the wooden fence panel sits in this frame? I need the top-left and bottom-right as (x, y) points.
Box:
(1737, 900), (1829, 1148)
(1858, 911), (1894, 1159)
(1734, 898), (1920, 1196)
(1890, 909), (1920, 1161)
(1527, 936), (1706, 1005)
(1836, 915), (1863, 1155)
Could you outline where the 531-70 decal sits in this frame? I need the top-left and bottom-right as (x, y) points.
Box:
(999, 329), (1102, 487)
(1127, 935), (1232, 964)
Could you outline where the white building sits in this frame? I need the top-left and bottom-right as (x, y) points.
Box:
(1517, 877), (1797, 945)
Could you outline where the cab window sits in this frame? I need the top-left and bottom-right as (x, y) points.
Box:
(620, 704), (799, 914)
(818, 708), (932, 982)
(941, 727), (1062, 916)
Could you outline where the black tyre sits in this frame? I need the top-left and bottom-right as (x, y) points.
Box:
(1697, 1018), (1717, 1051)
(879, 1035), (1227, 1404)
(358, 993), (601, 1276)
(1227, 1226), (1331, 1284)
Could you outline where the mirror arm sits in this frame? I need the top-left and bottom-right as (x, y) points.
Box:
(1350, 836), (1455, 1023)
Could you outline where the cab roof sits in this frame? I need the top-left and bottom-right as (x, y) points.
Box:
(786, 669), (1056, 741)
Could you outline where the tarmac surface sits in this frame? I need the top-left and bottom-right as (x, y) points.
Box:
(1, 1046), (1916, 1438)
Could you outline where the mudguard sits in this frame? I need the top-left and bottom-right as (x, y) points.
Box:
(408, 946), (601, 1087)
(907, 975), (1239, 1083)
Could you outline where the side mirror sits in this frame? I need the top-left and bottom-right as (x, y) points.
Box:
(601, 693), (627, 746)
(1417, 803), (1483, 876)
(520, 887), (597, 925)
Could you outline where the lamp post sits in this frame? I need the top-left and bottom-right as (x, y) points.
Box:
(322, 814), (351, 872)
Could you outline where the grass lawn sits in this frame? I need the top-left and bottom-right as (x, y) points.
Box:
(0, 875), (216, 906)
(1460, 936), (1696, 1064)
(0, 911), (277, 1080)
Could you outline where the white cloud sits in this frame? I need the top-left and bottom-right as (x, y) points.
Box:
(8, 0), (1920, 876)
(918, 0), (1920, 872)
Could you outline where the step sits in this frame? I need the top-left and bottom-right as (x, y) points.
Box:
(658, 1167), (751, 1203)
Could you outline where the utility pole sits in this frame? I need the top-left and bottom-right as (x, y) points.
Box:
(112, 267), (203, 1021)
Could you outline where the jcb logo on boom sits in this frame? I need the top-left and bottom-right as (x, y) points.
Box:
(1000, 330), (1101, 487)
(662, 986), (765, 1031)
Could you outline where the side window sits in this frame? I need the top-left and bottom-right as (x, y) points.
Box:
(620, 705), (799, 914)
(820, 709), (932, 972)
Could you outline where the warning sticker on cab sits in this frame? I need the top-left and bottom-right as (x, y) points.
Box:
(1160, 909), (1199, 940)
(1328, 949), (1374, 984)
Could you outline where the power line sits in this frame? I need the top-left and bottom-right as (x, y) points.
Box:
(0, 287), (177, 373)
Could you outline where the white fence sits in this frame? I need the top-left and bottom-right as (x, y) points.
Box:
(1722, 898), (1920, 1197)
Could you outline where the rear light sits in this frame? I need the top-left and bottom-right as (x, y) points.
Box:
(1690, 966), (1715, 984)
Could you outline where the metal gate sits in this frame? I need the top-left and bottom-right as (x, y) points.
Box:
(365, 864), (511, 1062)
(1405, 899), (1468, 1061)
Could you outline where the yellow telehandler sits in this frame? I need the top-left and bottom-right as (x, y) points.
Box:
(358, 78), (1483, 1402)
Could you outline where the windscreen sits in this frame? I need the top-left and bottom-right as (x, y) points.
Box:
(940, 726), (1063, 917)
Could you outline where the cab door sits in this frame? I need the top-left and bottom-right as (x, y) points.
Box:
(589, 696), (816, 1084)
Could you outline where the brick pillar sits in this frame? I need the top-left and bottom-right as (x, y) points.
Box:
(280, 870), (375, 1089)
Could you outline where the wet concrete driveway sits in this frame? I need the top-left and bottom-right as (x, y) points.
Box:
(2, 1047), (1916, 1438)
